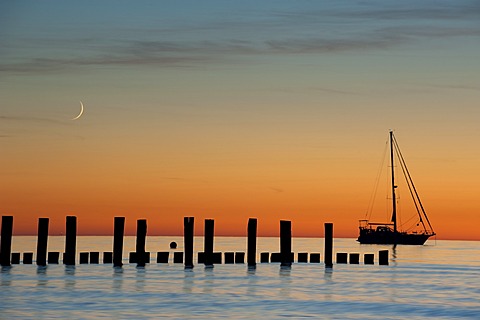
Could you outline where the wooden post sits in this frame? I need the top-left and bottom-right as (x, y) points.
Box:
(36, 218), (49, 266)
(129, 252), (137, 263)
(271, 252), (281, 263)
(213, 252), (222, 264)
(235, 252), (245, 264)
(247, 218), (257, 267)
(79, 252), (89, 264)
(336, 252), (347, 263)
(324, 223), (333, 268)
(298, 252), (308, 263)
(157, 252), (169, 263)
(23, 252), (33, 264)
(224, 252), (235, 264)
(309, 253), (321, 263)
(0, 216), (13, 267)
(364, 253), (374, 265)
(260, 252), (269, 263)
(136, 219), (147, 267)
(184, 217), (194, 269)
(90, 252), (99, 264)
(173, 252), (183, 264)
(64, 216), (77, 265)
(11, 252), (20, 264)
(349, 253), (360, 264)
(113, 217), (125, 267)
(103, 252), (113, 264)
(379, 250), (389, 265)
(280, 220), (292, 267)
(48, 252), (60, 264)
(204, 219), (214, 267)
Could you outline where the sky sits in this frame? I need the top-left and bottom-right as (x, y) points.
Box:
(1, 0), (480, 240)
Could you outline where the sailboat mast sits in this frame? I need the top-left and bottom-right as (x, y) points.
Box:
(389, 131), (397, 234)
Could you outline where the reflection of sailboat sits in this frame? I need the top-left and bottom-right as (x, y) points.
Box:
(357, 131), (435, 245)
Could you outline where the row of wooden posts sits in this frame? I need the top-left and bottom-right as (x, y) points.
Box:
(0, 216), (389, 268)
(3, 250), (389, 266)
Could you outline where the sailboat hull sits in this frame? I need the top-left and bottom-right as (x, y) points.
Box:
(357, 228), (432, 245)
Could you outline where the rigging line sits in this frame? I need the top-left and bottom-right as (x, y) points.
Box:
(393, 134), (435, 233)
(393, 141), (420, 213)
(393, 137), (426, 231)
(365, 139), (389, 220)
(401, 212), (419, 230)
(392, 134), (434, 234)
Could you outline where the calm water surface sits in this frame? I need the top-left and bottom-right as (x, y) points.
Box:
(1, 237), (479, 319)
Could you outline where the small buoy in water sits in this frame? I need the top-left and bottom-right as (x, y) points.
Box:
(170, 241), (177, 249)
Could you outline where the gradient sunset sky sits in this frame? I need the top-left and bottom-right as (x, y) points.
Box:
(1, 0), (480, 240)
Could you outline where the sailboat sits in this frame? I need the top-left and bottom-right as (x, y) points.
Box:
(357, 131), (435, 245)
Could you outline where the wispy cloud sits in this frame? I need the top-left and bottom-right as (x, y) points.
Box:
(308, 87), (361, 95)
(269, 187), (284, 193)
(0, 115), (67, 125)
(429, 84), (480, 91)
(1, 1), (479, 74)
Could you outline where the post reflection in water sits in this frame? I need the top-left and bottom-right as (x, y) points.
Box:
(279, 266), (292, 298)
(203, 267), (214, 294)
(392, 245), (398, 266)
(36, 266), (48, 287)
(1, 266), (12, 287)
(246, 266), (257, 297)
(135, 267), (146, 292)
(64, 266), (75, 289)
(279, 265), (291, 276)
(112, 267), (124, 291)
(323, 267), (333, 300)
(183, 269), (194, 294)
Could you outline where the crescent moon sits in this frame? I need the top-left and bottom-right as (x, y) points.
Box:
(72, 101), (84, 120)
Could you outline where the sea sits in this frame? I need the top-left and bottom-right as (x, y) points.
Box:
(1, 236), (479, 319)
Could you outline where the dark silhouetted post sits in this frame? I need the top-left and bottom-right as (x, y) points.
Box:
(79, 252), (89, 264)
(184, 217), (194, 269)
(129, 252), (137, 263)
(0, 216), (13, 266)
(213, 252), (222, 264)
(204, 219), (214, 267)
(280, 220), (292, 267)
(379, 250), (389, 265)
(324, 223), (333, 268)
(136, 219), (147, 267)
(36, 218), (49, 266)
(235, 252), (245, 264)
(157, 252), (169, 263)
(364, 253), (374, 264)
(298, 252), (308, 263)
(103, 252), (113, 264)
(310, 253), (321, 263)
(260, 252), (269, 263)
(90, 252), (99, 264)
(23, 252), (33, 264)
(336, 252), (348, 264)
(11, 253), (20, 264)
(64, 216), (77, 265)
(174, 252), (183, 263)
(48, 252), (60, 264)
(247, 218), (257, 267)
(113, 217), (125, 267)
(271, 252), (281, 263)
(224, 252), (235, 264)
(349, 253), (360, 264)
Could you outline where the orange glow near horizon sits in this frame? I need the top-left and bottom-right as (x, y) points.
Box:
(2, 2), (480, 242)
(2, 158), (479, 241)
(2, 134), (479, 241)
